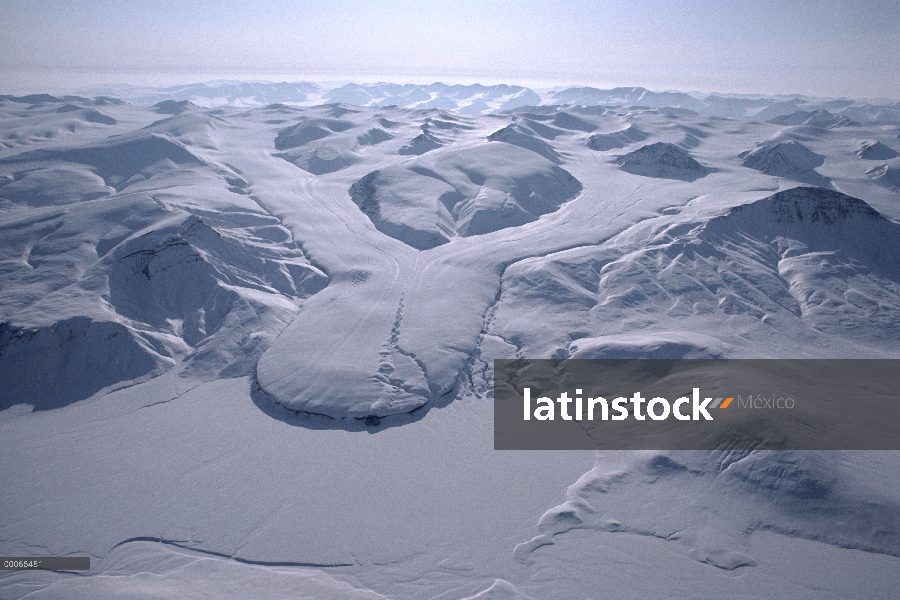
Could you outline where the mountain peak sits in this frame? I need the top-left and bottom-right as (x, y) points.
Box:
(616, 142), (707, 181)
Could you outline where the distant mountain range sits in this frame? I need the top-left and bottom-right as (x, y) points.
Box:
(50, 81), (900, 124)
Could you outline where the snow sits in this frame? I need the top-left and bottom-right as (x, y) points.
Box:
(398, 130), (444, 155)
(514, 451), (900, 599)
(858, 139), (899, 160)
(767, 109), (860, 128)
(487, 124), (563, 163)
(71, 82), (900, 125)
(2, 85), (900, 599)
(586, 124), (647, 151)
(490, 187), (900, 360)
(615, 142), (708, 181)
(349, 143), (582, 249)
(867, 161), (900, 191)
(0, 317), (167, 410)
(739, 139), (827, 184)
(357, 127), (393, 146)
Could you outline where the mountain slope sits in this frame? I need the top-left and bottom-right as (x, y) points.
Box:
(616, 142), (707, 181)
(488, 187), (900, 360)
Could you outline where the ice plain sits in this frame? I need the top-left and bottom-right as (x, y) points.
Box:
(2, 83), (900, 598)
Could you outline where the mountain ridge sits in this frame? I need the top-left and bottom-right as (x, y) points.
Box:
(33, 81), (900, 123)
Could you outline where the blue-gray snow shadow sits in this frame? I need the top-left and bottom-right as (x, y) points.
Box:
(0, 319), (163, 412)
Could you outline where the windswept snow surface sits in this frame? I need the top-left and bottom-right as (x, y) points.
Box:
(2, 88), (900, 599)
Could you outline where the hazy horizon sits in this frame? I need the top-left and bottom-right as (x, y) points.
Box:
(2, 0), (898, 100)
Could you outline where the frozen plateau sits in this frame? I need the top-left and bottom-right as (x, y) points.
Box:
(2, 82), (900, 599)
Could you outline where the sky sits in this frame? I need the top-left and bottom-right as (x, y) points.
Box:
(1, 0), (898, 99)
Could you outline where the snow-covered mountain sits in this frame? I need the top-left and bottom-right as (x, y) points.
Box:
(2, 86), (900, 599)
(614, 141), (708, 181)
(66, 81), (900, 123)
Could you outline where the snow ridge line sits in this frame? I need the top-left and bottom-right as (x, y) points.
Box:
(106, 536), (354, 568)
